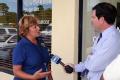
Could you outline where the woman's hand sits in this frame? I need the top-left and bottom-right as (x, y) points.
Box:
(13, 65), (51, 80)
(32, 69), (51, 79)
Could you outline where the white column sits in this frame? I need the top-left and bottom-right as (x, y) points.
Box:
(52, 0), (79, 80)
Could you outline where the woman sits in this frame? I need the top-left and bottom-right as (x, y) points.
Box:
(12, 15), (51, 80)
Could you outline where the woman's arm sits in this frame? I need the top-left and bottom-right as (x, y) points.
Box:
(13, 65), (51, 80)
(47, 63), (53, 80)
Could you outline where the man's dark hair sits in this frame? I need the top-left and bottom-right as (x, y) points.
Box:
(92, 2), (117, 25)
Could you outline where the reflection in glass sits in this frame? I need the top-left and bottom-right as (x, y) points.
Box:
(0, 0), (17, 70)
(23, 0), (52, 51)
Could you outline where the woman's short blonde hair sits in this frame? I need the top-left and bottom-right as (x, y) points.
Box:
(19, 15), (39, 36)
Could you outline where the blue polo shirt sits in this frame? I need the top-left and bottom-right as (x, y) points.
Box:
(12, 37), (50, 80)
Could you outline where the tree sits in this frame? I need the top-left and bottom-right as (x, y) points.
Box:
(44, 8), (52, 21)
(0, 3), (9, 15)
(6, 12), (17, 23)
(37, 5), (44, 11)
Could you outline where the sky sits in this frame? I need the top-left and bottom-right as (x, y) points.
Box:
(24, 0), (52, 12)
(0, 0), (52, 12)
(0, 0), (17, 12)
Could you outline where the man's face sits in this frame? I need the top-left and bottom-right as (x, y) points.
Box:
(91, 10), (102, 31)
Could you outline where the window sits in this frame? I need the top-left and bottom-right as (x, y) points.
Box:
(8, 29), (17, 34)
(0, 0), (52, 74)
(0, 29), (6, 34)
(0, 0), (17, 71)
(8, 35), (17, 43)
(0, 35), (10, 42)
(23, 0), (52, 51)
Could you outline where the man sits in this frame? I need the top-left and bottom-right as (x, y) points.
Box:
(66, 2), (120, 80)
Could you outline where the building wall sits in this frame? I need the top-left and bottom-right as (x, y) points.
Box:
(52, 0), (79, 80)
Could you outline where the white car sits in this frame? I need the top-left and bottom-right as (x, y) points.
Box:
(41, 30), (51, 36)
(0, 34), (17, 49)
(41, 25), (52, 36)
(0, 27), (17, 35)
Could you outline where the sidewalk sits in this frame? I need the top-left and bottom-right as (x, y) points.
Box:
(0, 72), (14, 80)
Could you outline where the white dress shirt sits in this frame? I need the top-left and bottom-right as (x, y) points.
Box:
(103, 54), (120, 80)
(75, 25), (120, 80)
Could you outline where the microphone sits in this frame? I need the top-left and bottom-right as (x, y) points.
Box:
(50, 54), (74, 74)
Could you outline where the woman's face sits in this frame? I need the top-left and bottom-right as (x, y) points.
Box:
(27, 24), (40, 38)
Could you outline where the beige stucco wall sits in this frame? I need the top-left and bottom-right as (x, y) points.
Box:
(52, 0), (79, 80)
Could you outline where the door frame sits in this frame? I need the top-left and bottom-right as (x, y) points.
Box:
(78, 0), (83, 80)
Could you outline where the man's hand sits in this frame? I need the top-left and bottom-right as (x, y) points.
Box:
(65, 63), (75, 69)
(64, 63), (75, 74)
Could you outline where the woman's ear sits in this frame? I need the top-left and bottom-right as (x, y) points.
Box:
(24, 18), (29, 28)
